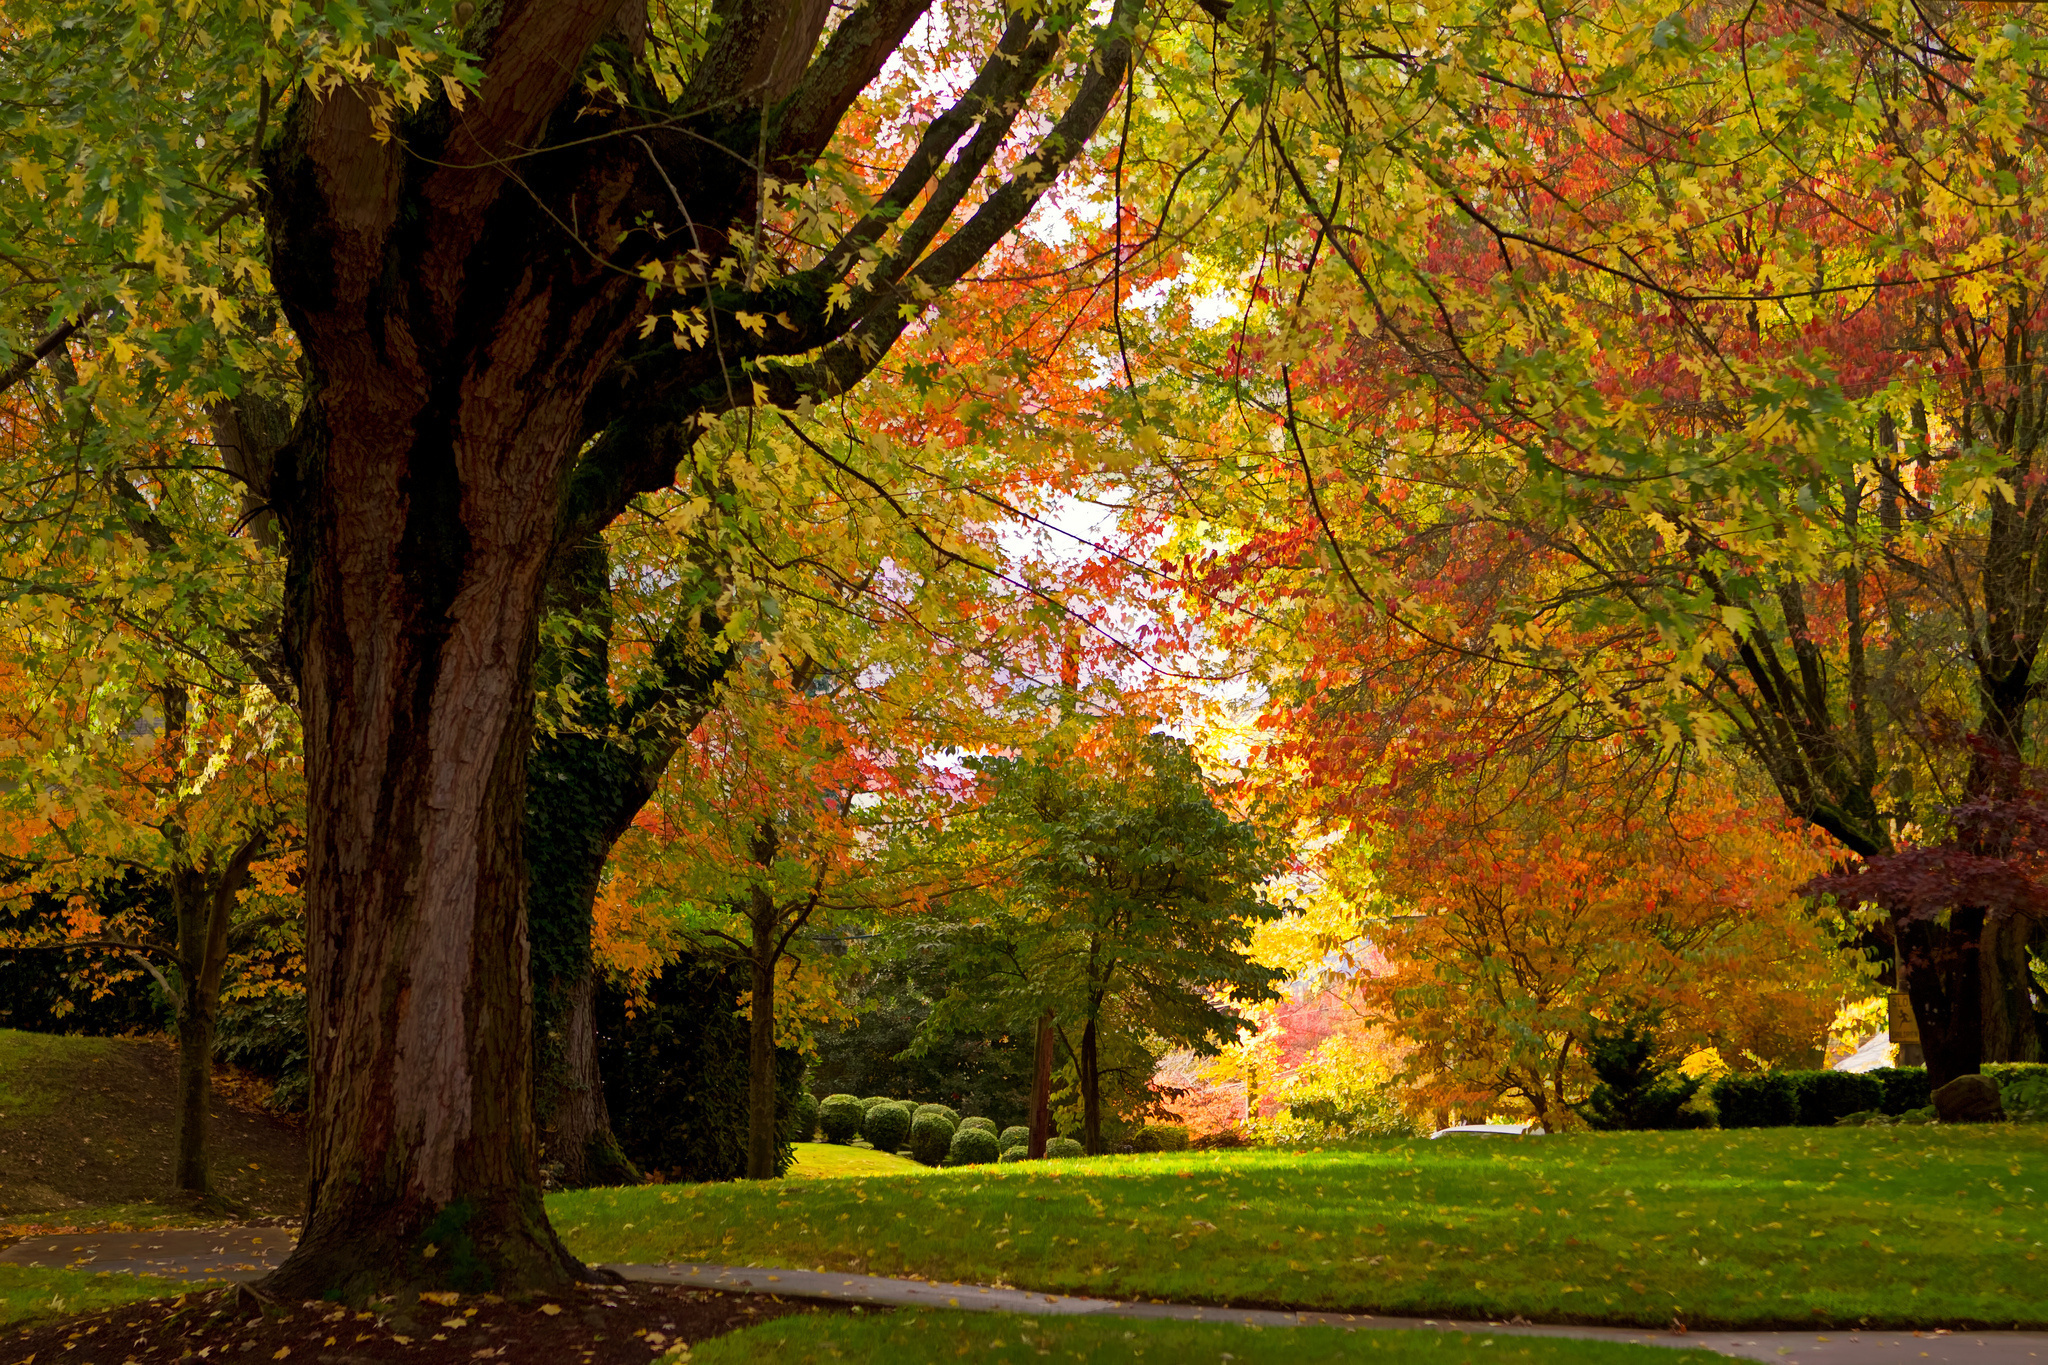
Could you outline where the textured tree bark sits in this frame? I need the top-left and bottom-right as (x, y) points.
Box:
(169, 837), (266, 1199)
(545, 970), (637, 1188)
(1079, 1018), (1102, 1155)
(1027, 1009), (1054, 1158)
(251, 0), (1140, 1294)
(746, 886), (782, 1180)
(1980, 914), (2044, 1064)
(1902, 910), (1986, 1089)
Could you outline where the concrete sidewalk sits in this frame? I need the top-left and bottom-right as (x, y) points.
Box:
(6, 1232), (2041, 1364)
(608, 1262), (2048, 1365)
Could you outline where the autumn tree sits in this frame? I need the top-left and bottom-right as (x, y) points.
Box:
(1351, 755), (1859, 1129)
(928, 725), (1286, 1153)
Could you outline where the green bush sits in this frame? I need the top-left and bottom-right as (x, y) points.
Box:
(999, 1125), (1031, 1148)
(958, 1116), (998, 1137)
(1710, 1073), (1798, 1128)
(1991, 1065), (2048, 1120)
(1789, 1070), (1884, 1126)
(908, 1111), (957, 1166)
(1141, 1123), (1190, 1152)
(860, 1096), (891, 1116)
(819, 1094), (866, 1144)
(1045, 1136), (1085, 1159)
(1870, 1067), (1932, 1116)
(786, 1092), (821, 1143)
(914, 1103), (961, 1127)
(946, 1126), (1002, 1166)
(863, 1100), (914, 1152)
(1574, 1020), (1702, 1131)
(998, 1144), (1032, 1162)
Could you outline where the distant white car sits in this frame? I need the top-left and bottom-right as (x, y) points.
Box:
(1429, 1122), (1544, 1139)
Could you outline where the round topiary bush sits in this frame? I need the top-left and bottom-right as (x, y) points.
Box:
(913, 1103), (961, 1127)
(999, 1125), (1030, 1149)
(819, 1094), (865, 1144)
(908, 1111), (957, 1166)
(860, 1096), (891, 1116)
(1045, 1137), (1085, 1160)
(862, 1100), (913, 1153)
(958, 1116), (997, 1137)
(946, 1125), (1002, 1166)
(998, 1144), (1031, 1162)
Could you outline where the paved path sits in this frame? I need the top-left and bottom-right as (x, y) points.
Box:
(0, 1227), (293, 1281)
(6, 1234), (2042, 1364)
(610, 1264), (2047, 1364)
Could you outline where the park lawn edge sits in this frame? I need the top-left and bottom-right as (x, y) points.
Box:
(551, 1127), (2048, 1332)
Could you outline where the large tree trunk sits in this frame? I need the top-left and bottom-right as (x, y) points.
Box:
(746, 888), (782, 1180)
(1981, 914), (2044, 1063)
(1027, 1009), (1054, 1158)
(252, 0), (1136, 1296)
(1079, 1018), (1102, 1155)
(546, 971), (639, 1188)
(1901, 909), (1986, 1089)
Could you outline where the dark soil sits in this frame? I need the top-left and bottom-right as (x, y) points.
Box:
(0, 1281), (835, 1364)
(0, 1036), (306, 1219)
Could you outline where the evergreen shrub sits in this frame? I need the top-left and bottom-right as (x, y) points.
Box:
(999, 1125), (1030, 1148)
(1144, 1123), (1191, 1151)
(947, 1126), (1001, 1166)
(1045, 1137), (1085, 1159)
(958, 1116), (998, 1136)
(863, 1100), (914, 1152)
(1789, 1070), (1884, 1126)
(860, 1096), (890, 1116)
(819, 1094), (865, 1143)
(1871, 1067), (1932, 1116)
(1710, 1072), (1798, 1128)
(914, 1103), (961, 1127)
(909, 1111), (957, 1166)
(786, 1092), (821, 1143)
(1574, 1020), (1703, 1131)
(998, 1145), (1031, 1162)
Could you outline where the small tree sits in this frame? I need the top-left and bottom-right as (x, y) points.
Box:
(932, 724), (1287, 1153)
(1573, 1018), (1703, 1132)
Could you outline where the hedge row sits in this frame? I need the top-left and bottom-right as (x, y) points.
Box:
(1711, 1064), (2048, 1128)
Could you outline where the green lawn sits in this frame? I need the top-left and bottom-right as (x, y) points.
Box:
(0, 1265), (199, 1329)
(0, 1031), (112, 1117)
(688, 1308), (1732, 1365)
(550, 1126), (2048, 1330)
(788, 1142), (924, 1179)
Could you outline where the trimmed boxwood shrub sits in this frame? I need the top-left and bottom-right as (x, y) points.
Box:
(998, 1145), (1032, 1162)
(860, 1096), (891, 1116)
(947, 1126), (1002, 1166)
(1045, 1136), (1085, 1159)
(1790, 1070), (1884, 1126)
(1142, 1123), (1191, 1152)
(914, 1103), (961, 1127)
(958, 1116), (998, 1137)
(1870, 1067), (1932, 1116)
(999, 1125), (1031, 1148)
(819, 1094), (865, 1143)
(863, 1100), (914, 1152)
(1711, 1073), (1798, 1128)
(909, 1111), (957, 1166)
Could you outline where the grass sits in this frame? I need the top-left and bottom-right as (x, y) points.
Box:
(0, 1265), (201, 1329)
(689, 1308), (1733, 1365)
(0, 1031), (113, 1118)
(788, 1142), (923, 1179)
(550, 1126), (2048, 1330)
